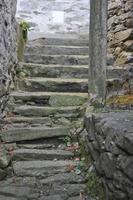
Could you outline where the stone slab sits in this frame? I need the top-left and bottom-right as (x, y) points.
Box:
(13, 149), (74, 161)
(1, 126), (70, 143)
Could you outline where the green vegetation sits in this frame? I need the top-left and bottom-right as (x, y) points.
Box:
(86, 171), (105, 200)
(17, 21), (30, 61)
(20, 21), (30, 42)
(80, 141), (105, 200)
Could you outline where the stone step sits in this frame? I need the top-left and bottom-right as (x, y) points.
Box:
(17, 78), (88, 92)
(5, 116), (52, 126)
(1, 126), (70, 143)
(25, 45), (89, 55)
(18, 63), (88, 79)
(0, 186), (39, 199)
(12, 149), (74, 161)
(40, 173), (84, 185)
(13, 160), (76, 177)
(24, 54), (114, 65)
(24, 54), (89, 65)
(17, 143), (55, 150)
(13, 105), (83, 118)
(28, 37), (89, 46)
(18, 63), (130, 80)
(11, 92), (88, 106)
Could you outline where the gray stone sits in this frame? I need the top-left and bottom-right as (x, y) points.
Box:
(0, 186), (39, 199)
(13, 105), (82, 118)
(0, 168), (6, 181)
(18, 62), (88, 79)
(0, 0), (17, 119)
(0, 196), (18, 200)
(13, 160), (76, 177)
(12, 91), (88, 107)
(17, 77), (88, 93)
(89, 0), (107, 99)
(39, 195), (63, 200)
(85, 111), (133, 200)
(0, 145), (10, 168)
(41, 173), (84, 185)
(24, 54), (89, 65)
(12, 148), (74, 161)
(25, 45), (89, 55)
(28, 38), (89, 47)
(2, 126), (70, 143)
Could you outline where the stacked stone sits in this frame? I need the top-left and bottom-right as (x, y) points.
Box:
(0, 0), (17, 120)
(0, 143), (11, 181)
(107, 0), (133, 106)
(84, 111), (133, 200)
(108, 0), (133, 66)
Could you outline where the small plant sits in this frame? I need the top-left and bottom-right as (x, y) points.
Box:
(59, 136), (72, 146)
(86, 172), (105, 200)
(20, 21), (31, 42)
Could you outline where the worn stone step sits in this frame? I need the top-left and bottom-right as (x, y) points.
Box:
(1, 126), (70, 143)
(13, 105), (83, 118)
(24, 54), (89, 65)
(17, 78), (88, 92)
(45, 183), (85, 197)
(17, 63), (130, 80)
(25, 45), (89, 55)
(12, 149), (73, 161)
(28, 37), (89, 46)
(11, 92), (88, 106)
(5, 116), (52, 126)
(39, 195), (63, 200)
(0, 196), (18, 200)
(13, 160), (76, 177)
(0, 186), (39, 199)
(40, 173), (84, 185)
(17, 143), (55, 150)
(18, 63), (88, 79)
(24, 54), (114, 65)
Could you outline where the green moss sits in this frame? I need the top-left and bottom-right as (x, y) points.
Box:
(79, 141), (105, 200)
(86, 172), (105, 200)
(79, 141), (92, 166)
(106, 95), (133, 106)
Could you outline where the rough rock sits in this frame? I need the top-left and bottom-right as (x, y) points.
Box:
(84, 111), (133, 200)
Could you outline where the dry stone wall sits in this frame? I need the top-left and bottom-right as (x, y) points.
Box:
(108, 0), (133, 66)
(107, 0), (133, 107)
(0, 0), (17, 122)
(84, 111), (133, 200)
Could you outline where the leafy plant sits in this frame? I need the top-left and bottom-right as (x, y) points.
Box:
(20, 21), (31, 41)
(59, 136), (72, 147)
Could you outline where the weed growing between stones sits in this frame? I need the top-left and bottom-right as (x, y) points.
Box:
(79, 134), (105, 200)
(20, 21), (31, 42)
(85, 172), (105, 200)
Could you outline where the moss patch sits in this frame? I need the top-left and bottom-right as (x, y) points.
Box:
(86, 172), (105, 200)
(107, 95), (133, 106)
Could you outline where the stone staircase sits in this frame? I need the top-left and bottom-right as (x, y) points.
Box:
(0, 37), (131, 200)
(0, 37), (89, 200)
